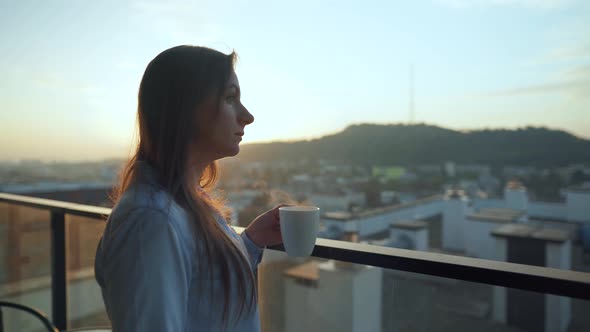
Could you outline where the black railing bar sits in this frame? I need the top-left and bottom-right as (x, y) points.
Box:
(0, 193), (110, 219)
(270, 238), (590, 300)
(50, 211), (67, 331)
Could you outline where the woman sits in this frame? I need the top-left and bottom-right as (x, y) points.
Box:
(95, 45), (284, 332)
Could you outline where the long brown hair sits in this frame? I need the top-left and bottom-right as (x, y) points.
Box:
(112, 45), (255, 326)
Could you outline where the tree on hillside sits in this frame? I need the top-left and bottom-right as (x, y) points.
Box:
(238, 124), (590, 167)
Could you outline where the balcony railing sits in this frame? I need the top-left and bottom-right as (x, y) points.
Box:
(1, 192), (590, 331)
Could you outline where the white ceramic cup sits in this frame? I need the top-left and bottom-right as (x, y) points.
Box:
(279, 206), (320, 257)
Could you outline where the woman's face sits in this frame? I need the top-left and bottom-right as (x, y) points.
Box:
(194, 71), (254, 161)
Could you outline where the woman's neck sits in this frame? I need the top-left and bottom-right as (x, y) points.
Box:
(186, 151), (209, 189)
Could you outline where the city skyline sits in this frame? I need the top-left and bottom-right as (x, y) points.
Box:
(1, 0), (589, 161)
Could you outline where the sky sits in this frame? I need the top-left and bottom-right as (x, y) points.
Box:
(0, 0), (589, 161)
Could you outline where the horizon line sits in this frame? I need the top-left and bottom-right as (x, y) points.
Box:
(1, 121), (588, 163)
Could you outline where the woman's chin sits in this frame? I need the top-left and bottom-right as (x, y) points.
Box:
(213, 144), (240, 160)
(227, 145), (240, 157)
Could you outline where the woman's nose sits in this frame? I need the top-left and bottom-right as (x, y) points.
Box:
(240, 105), (254, 125)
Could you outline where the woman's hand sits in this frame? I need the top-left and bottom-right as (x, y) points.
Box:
(244, 204), (291, 248)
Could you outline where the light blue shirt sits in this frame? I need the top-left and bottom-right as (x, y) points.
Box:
(94, 163), (263, 332)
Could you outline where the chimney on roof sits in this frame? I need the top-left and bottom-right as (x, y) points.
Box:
(390, 220), (429, 252)
(443, 189), (469, 251)
(492, 225), (572, 332)
(342, 231), (359, 243)
(504, 180), (528, 213)
(566, 185), (590, 223)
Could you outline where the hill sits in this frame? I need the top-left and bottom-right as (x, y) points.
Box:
(238, 124), (590, 167)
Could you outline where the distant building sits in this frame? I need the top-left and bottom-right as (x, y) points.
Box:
(565, 185), (590, 223)
(372, 166), (406, 181)
(415, 164), (442, 175)
(382, 220), (429, 251)
(465, 208), (526, 260)
(492, 224), (572, 332)
(502, 165), (537, 179)
(455, 164), (492, 176)
(283, 260), (382, 332)
(444, 161), (456, 178)
(320, 196), (443, 241)
(256, 178), (590, 332)
(505, 180), (528, 212)
(309, 191), (365, 213)
(290, 174), (314, 195)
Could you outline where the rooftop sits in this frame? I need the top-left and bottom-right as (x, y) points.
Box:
(390, 220), (428, 230)
(445, 189), (467, 199)
(491, 224), (571, 243)
(567, 184), (590, 194)
(322, 194), (441, 222)
(505, 180), (526, 190)
(467, 208), (525, 224)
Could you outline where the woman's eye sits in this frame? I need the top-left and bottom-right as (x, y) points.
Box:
(225, 95), (236, 102)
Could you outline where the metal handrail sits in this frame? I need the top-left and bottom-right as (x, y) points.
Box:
(1, 192), (590, 329)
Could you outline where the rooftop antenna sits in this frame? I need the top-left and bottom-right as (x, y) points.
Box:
(409, 63), (419, 220)
(409, 64), (415, 124)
